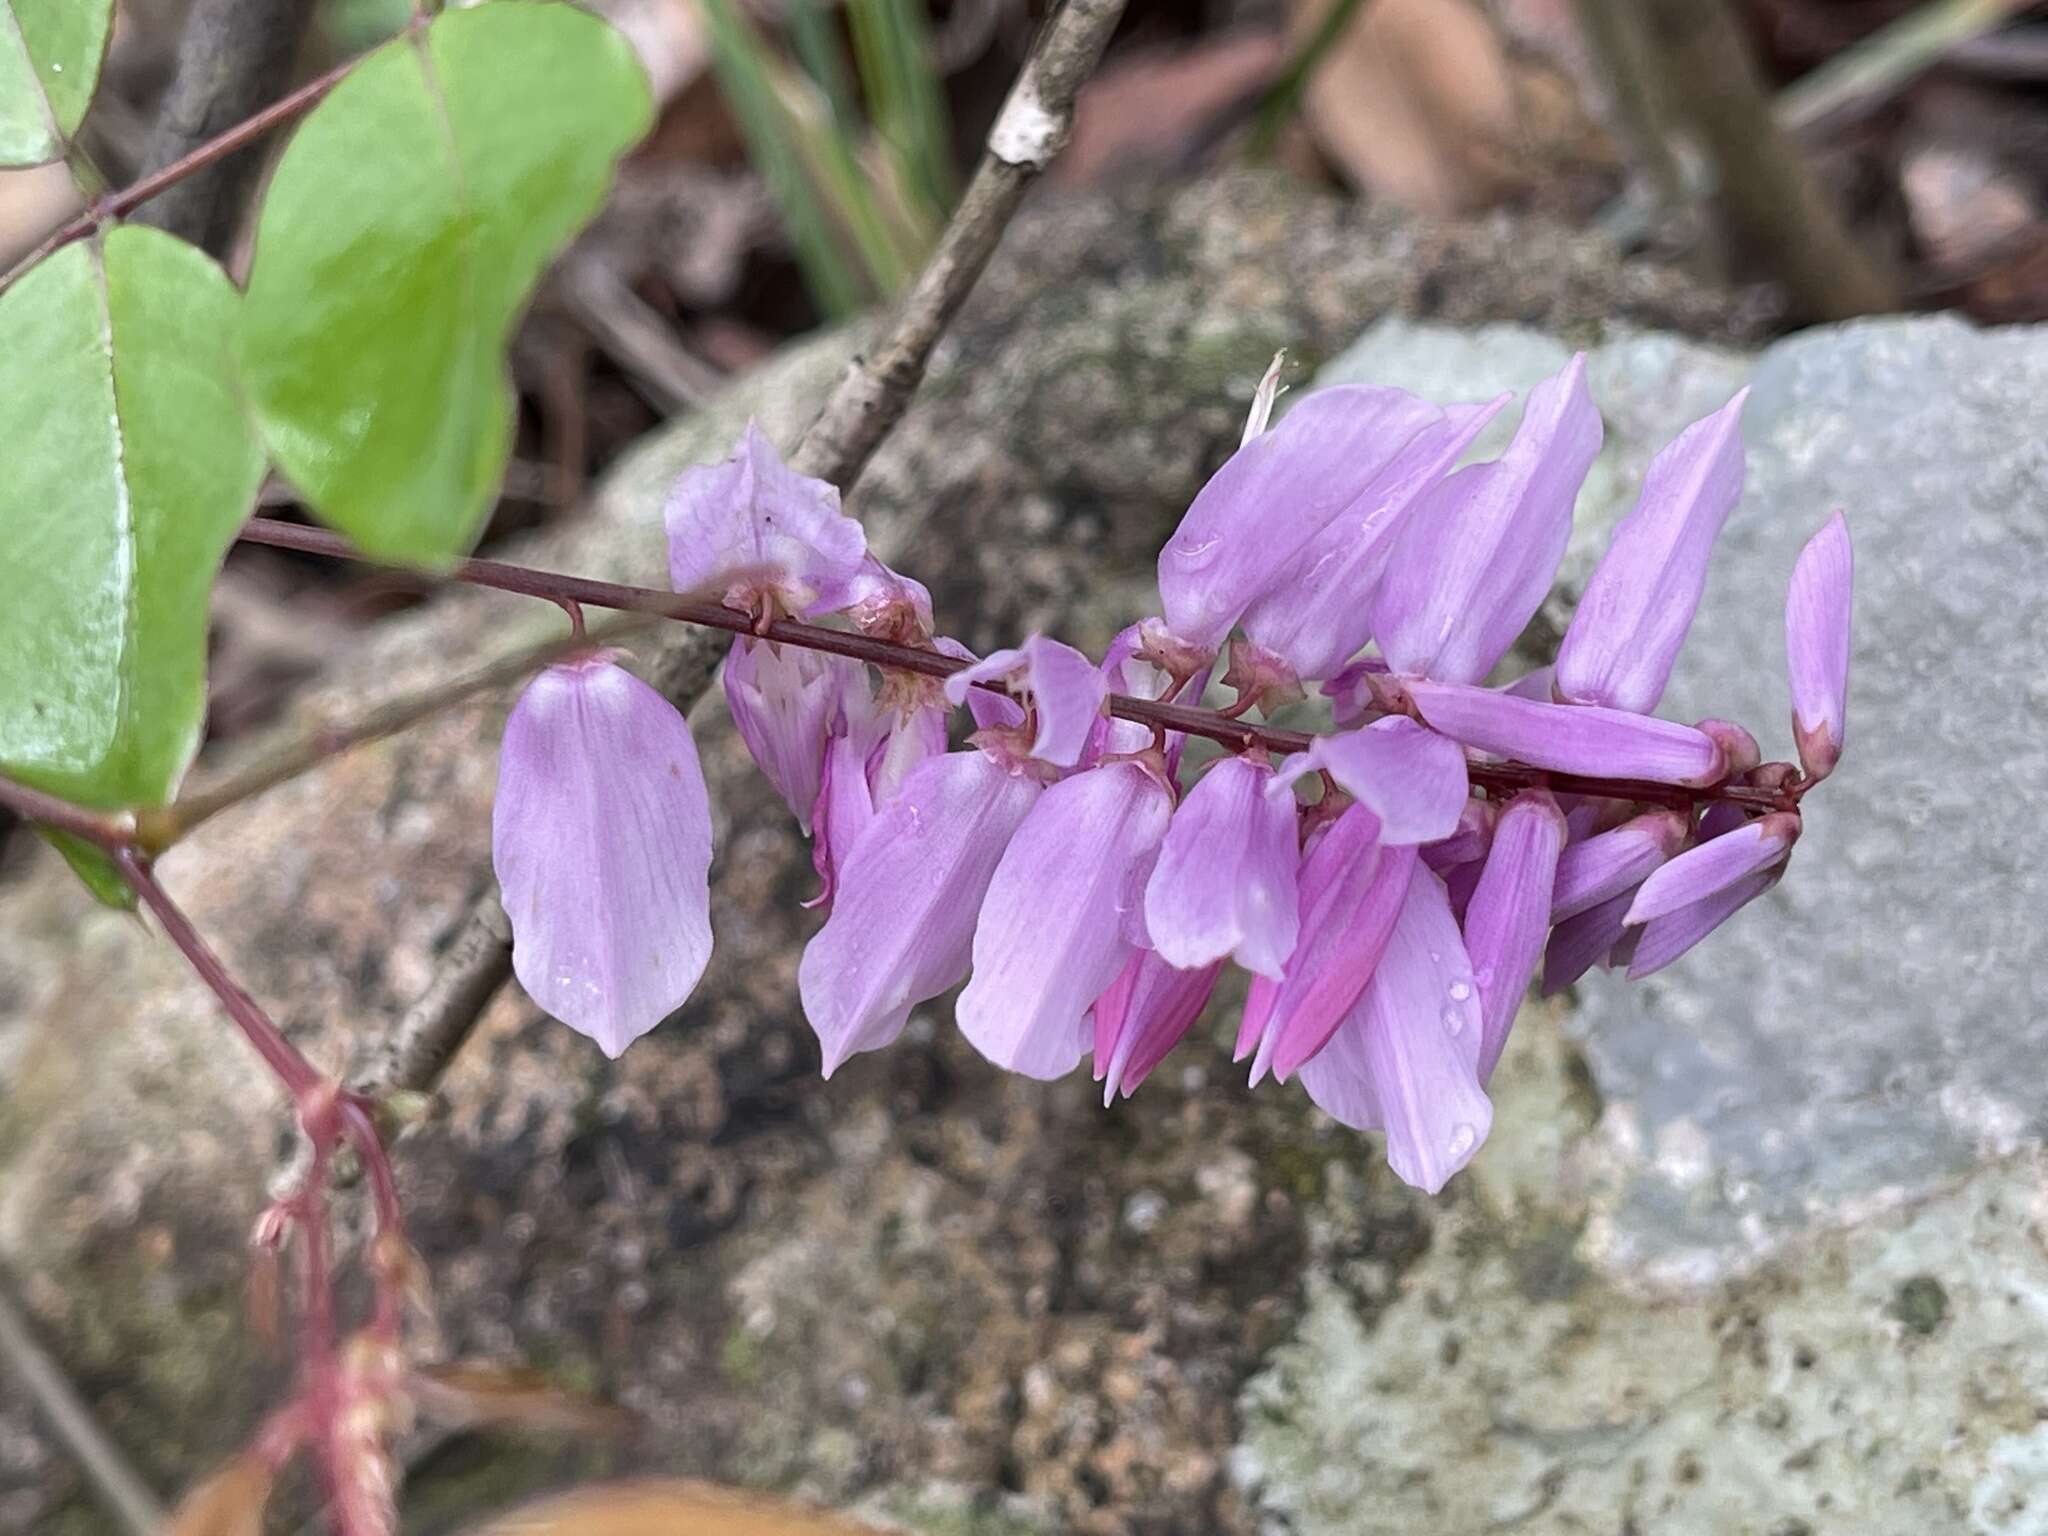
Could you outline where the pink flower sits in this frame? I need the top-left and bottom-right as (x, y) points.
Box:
(493, 657), (714, 1057)
(957, 759), (1174, 1078)
(665, 422), (866, 617)
(1143, 754), (1300, 976)
(1786, 511), (1853, 782)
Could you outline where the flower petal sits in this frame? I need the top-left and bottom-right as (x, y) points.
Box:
(1462, 791), (1566, 1082)
(1158, 386), (1455, 652)
(1092, 949), (1224, 1104)
(1299, 864), (1491, 1193)
(1421, 799), (1496, 872)
(944, 633), (1104, 768)
(1541, 885), (1635, 995)
(1554, 390), (1748, 713)
(1786, 510), (1853, 782)
(1271, 717), (1470, 845)
(1144, 755), (1301, 976)
(1626, 812), (1798, 925)
(1404, 679), (1727, 787)
(1550, 809), (1688, 921)
(493, 659), (714, 1058)
(665, 421), (866, 613)
(799, 750), (1041, 1074)
(1374, 356), (1603, 683)
(723, 636), (863, 833)
(1628, 866), (1783, 978)
(1240, 395), (1507, 681)
(958, 762), (1174, 1079)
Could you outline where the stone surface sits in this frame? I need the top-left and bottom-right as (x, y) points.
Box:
(0, 173), (1750, 1535)
(1232, 313), (2048, 1532)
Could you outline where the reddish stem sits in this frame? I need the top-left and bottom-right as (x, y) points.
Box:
(0, 52), (365, 294)
(233, 518), (1797, 815)
(113, 848), (325, 1099)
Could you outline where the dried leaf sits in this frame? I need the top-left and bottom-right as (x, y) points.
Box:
(1053, 32), (1289, 186)
(465, 1480), (883, 1534)
(164, 1452), (274, 1536)
(1298, 0), (1517, 214)
(411, 1362), (636, 1436)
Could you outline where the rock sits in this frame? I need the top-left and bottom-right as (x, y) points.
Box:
(1233, 313), (2048, 1531)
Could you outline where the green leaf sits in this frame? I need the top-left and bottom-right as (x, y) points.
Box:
(0, 0), (112, 166)
(239, 2), (654, 567)
(0, 227), (265, 813)
(42, 830), (135, 911)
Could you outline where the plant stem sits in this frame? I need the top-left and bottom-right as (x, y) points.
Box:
(232, 517), (1795, 815)
(789, 0), (1131, 490)
(0, 50), (363, 295)
(113, 848), (325, 1098)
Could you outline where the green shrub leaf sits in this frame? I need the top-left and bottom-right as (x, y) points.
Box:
(0, 0), (112, 166)
(239, 2), (654, 567)
(0, 228), (265, 829)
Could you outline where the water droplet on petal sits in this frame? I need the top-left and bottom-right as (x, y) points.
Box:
(1447, 980), (1472, 1002)
(1442, 1008), (1465, 1036)
(1447, 1122), (1478, 1159)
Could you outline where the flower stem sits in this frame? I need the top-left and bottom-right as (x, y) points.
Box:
(233, 517), (1798, 814)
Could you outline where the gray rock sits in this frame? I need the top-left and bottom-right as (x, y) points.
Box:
(1234, 314), (2048, 1533)
(1314, 312), (2048, 1289)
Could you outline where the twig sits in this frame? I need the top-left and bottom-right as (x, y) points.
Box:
(1637, 0), (1898, 322)
(1570, 0), (1689, 211)
(135, 0), (322, 253)
(359, 894), (514, 1095)
(788, 0), (1130, 488)
(0, 1280), (165, 1536)
(558, 259), (725, 415)
(0, 52), (359, 295)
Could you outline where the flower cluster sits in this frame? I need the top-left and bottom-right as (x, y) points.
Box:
(493, 366), (1852, 1193)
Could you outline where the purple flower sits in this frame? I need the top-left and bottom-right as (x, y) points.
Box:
(1626, 811), (1799, 925)
(1238, 396), (1506, 683)
(1421, 799), (1497, 873)
(823, 553), (934, 643)
(493, 657), (714, 1058)
(1092, 948), (1223, 1104)
(665, 421), (866, 617)
(1786, 511), (1853, 782)
(1551, 809), (1688, 921)
(1157, 386), (1466, 655)
(957, 760), (1174, 1079)
(1236, 806), (1415, 1083)
(944, 633), (1106, 769)
(1542, 886), (1635, 995)
(807, 676), (947, 911)
(1143, 754), (1300, 976)
(723, 637), (862, 833)
(799, 749), (1041, 1074)
(1461, 791), (1566, 1081)
(1401, 679), (1728, 787)
(1554, 390), (1748, 713)
(1271, 716), (1470, 845)
(1296, 864), (1490, 1193)
(1374, 355), (1603, 684)
(1628, 865), (1784, 978)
